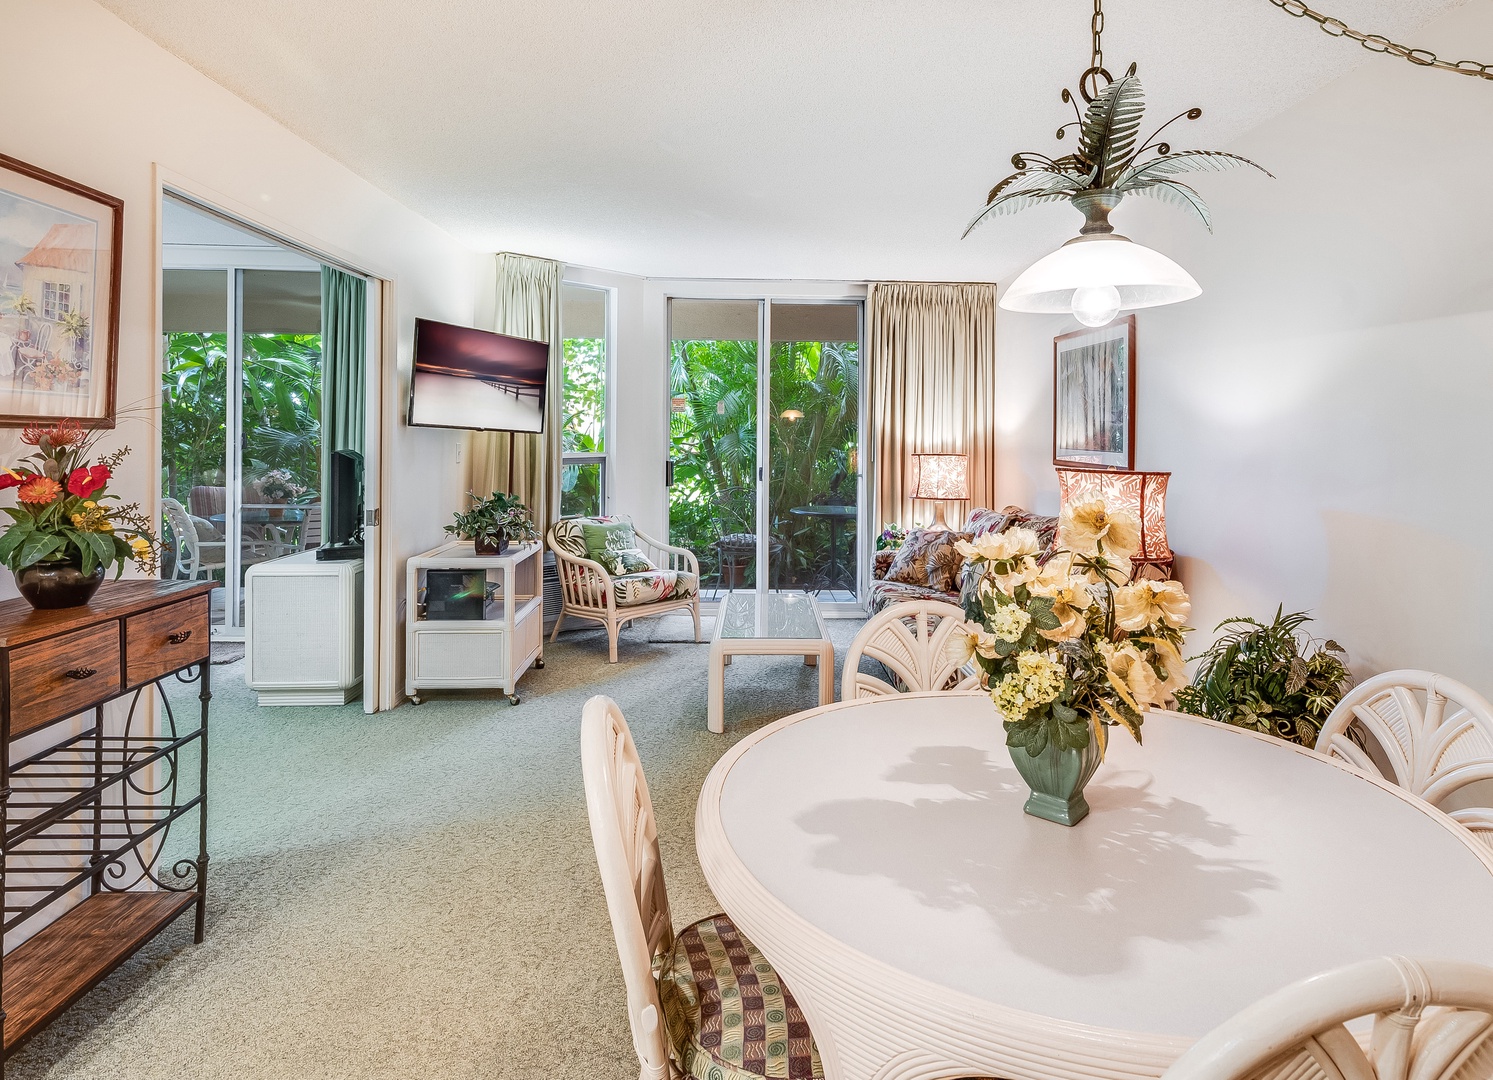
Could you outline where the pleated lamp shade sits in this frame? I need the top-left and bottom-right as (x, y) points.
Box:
(1057, 467), (1172, 563)
(912, 454), (969, 531)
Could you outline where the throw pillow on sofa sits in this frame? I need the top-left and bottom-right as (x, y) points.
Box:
(885, 529), (970, 593)
(581, 521), (655, 576)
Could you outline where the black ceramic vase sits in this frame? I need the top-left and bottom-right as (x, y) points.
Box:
(15, 559), (106, 610)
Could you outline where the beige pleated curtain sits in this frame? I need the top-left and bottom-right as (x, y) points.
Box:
(470, 253), (564, 532)
(867, 282), (999, 529)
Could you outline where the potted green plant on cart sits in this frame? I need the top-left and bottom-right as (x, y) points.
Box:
(445, 490), (537, 556)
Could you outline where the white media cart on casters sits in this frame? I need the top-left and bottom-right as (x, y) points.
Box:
(404, 540), (544, 706)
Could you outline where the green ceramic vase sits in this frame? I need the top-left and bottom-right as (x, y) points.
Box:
(1009, 735), (1105, 826)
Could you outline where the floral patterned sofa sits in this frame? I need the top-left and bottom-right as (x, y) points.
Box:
(870, 505), (1059, 615)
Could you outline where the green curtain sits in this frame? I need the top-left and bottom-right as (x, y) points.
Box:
(320, 265), (367, 503)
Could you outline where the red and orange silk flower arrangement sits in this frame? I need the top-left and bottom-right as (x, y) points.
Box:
(0, 420), (159, 578)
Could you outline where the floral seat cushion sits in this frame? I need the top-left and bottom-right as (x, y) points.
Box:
(659, 913), (822, 1080)
(615, 569), (698, 608)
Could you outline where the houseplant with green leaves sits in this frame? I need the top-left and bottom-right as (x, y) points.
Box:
(0, 419), (159, 609)
(445, 491), (537, 556)
(1174, 607), (1352, 747)
(949, 496), (1191, 826)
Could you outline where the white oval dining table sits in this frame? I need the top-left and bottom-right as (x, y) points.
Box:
(695, 692), (1493, 1080)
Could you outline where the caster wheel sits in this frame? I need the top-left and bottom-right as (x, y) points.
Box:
(535, 657), (545, 669)
(411, 695), (423, 706)
(508, 694), (521, 706)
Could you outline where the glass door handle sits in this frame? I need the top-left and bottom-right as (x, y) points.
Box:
(665, 459), (675, 487)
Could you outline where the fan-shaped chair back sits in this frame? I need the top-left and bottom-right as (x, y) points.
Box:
(1161, 956), (1493, 1080)
(580, 695), (675, 1080)
(842, 600), (981, 700)
(1316, 671), (1493, 846)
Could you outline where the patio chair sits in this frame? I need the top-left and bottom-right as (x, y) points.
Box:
(581, 695), (822, 1080)
(841, 599), (981, 700)
(1160, 956), (1493, 1080)
(548, 515), (700, 663)
(162, 497), (226, 581)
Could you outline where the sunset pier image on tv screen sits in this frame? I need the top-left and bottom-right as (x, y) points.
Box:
(408, 318), (548, 432)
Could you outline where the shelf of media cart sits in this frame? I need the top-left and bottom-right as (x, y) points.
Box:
(405, 541), (544, 704)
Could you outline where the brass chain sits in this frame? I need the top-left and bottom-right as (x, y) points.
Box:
(1267, 0), (1493, 81)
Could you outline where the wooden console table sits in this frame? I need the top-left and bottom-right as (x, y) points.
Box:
(0, 581), (212, 1067)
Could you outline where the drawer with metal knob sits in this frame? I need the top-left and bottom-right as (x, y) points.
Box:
(6, 623), (123, 738)
(125, 596), (210, 688)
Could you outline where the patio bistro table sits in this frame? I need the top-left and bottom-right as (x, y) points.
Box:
(790, 504), (857, 592)
(695, 692), (1493, 1080)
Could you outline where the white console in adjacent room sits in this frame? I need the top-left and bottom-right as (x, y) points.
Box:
(244, 551), (364, 706)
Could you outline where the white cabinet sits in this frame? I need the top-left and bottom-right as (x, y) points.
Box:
(404, 541), (544, 705)
(244, 551), (363, 706)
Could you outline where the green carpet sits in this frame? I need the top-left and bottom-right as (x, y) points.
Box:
(9, 616), (863, 1080)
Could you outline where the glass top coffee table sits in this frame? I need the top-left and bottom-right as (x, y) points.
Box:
(708, 591), (834, 733)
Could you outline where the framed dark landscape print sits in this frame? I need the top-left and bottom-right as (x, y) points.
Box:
(1053, 315), (1135, 470)
(0, 153), (122, 427)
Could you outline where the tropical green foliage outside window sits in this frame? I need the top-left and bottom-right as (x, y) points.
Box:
(561, 336), (605, 517)
(669, 337), (858, 588)
(161, 332), (323, 507)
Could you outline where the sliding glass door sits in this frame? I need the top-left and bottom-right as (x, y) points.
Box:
(668, 297), (862, 605)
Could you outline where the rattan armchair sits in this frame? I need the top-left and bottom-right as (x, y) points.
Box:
(548, 517), (701, 663)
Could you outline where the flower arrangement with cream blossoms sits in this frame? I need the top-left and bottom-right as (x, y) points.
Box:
(948, 497), (1191, 757)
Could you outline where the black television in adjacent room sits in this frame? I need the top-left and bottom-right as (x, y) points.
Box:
(317, 449), (363, 561)
(407, 318), (548, 433)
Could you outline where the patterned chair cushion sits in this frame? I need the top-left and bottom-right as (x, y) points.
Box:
(551, 515), (625, 560)
(659, 913), (822, 1080)
(615, 569), (698, 608)
(581, 520), (656, 576)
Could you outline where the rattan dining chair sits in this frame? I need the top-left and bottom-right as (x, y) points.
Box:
(580, 696), (822, 1080)
(1315, 670), (1493, 846)
(841, 599), (981, 700)
(1161, 956), (1493, 1080)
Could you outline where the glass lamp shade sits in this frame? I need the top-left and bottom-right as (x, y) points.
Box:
(912, 454), (970, 500)
(1000, 235), (1201, 319)
(1056, 467), (1171, 561)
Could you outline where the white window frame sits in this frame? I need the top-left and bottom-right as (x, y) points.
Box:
(560, 281), (613, 518)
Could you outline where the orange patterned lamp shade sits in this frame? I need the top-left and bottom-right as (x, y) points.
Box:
(912, 454), (970, 501)
(1057, 467), (1172, 563)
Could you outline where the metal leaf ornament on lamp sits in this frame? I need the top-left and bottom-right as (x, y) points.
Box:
(965, 0), (1272, 326)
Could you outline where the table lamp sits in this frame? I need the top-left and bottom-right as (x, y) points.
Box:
(912, 453), (969, 531)
(1056, 467), (1172, 577)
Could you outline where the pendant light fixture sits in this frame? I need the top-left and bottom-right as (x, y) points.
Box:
(965, 0), (1271, 326)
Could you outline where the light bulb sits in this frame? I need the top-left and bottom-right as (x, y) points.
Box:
(1071, 284), (1122, 327)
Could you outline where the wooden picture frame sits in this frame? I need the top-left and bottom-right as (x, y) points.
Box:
(0, 153), (122, 428)
(1053, 315), (1135, 470)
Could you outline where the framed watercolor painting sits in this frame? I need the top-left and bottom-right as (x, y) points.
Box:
(1053, 315), (1135, 470)
(0, 153), (122, 428)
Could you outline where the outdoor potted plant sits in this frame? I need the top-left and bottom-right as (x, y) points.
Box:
(59, 309), (90, 360)
(445, 490), (537, 556)
(948, 496), (1191, 826)
(1174, 607), (1352, 747)
(0, 420), (159, 609)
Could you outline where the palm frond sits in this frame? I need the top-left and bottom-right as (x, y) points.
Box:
(1116, 149), (1273, 191)
(963, 173), (1084, 237)
(1127, 178), (1213, 230)
(1078, 74), (1147, 187)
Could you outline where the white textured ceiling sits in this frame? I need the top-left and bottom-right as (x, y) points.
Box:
(100, 0), (1468, 281)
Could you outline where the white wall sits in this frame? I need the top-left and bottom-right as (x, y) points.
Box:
(3, 0), (481, 708)
(993, 3), (1493, 697)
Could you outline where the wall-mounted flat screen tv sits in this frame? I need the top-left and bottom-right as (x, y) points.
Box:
(407, 318), (548, 433)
